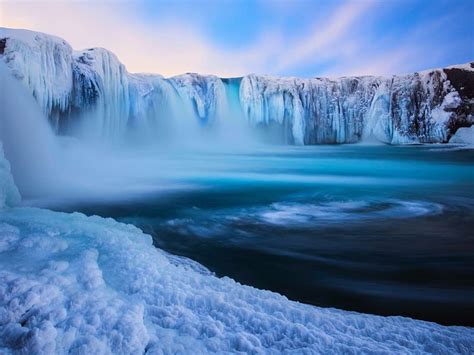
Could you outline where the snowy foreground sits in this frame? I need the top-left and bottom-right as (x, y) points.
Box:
(1, 208), (474, 354)
(1, 148), (474, 353)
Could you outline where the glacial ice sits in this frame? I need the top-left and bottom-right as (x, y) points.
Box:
(1, 27), (472, 144)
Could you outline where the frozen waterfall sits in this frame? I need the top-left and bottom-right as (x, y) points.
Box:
(1, 27), (473, 145)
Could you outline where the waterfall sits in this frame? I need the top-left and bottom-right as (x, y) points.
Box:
(0, 62), (60, 198)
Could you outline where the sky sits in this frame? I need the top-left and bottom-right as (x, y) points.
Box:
(1, 0), (473, 78)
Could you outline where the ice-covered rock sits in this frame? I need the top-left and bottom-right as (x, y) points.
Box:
(1, 27), (473, 144)
(0, 143), (21, 208)
(241, 67), (474, 144)
(240, 75), (378, 144)
(0, 207), (473, 354)
(169, 73), (228, 125)
(449, 126), (474, 144)
(71, 48), (131, 139)
(0, 28), (73, 131)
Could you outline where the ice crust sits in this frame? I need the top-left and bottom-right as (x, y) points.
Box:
(1, 27), (472, 144)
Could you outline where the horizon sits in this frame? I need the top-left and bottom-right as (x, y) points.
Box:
(1, 0), (473, 78)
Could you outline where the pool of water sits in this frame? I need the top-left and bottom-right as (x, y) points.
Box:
(49, 144), (474, 326)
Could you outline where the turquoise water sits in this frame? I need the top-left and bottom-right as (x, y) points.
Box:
(53, 145), (474, 325)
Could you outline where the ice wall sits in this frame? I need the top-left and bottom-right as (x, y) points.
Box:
(1, 27), (473, 144)
(169, 73), (228, 125)
(241, 68), (473, 144)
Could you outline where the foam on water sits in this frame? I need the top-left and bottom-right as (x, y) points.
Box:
(258, 200), (444, 226)
(161, 199), (444, 236)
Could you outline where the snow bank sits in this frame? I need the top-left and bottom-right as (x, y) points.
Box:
(0, 208), (472, 354)
(0, 143), (20, 208)
(449, 126), (474, 144)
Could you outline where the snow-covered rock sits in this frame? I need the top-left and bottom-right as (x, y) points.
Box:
(0, 28), (73, 130)
(169, 73), (228, 125)
(449, 126), (474, 144)
(71, 48), (131, 139)
(240, 74), (377, 144)
(0, 207), (473, 354)
(241, 66), (474, 144)
(1, 27), (473, 144)
(0, 143), (21, 209)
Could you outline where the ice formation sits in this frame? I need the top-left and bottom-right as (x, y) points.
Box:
(240, 68), (473, 144)
(449, 126), (474, 144)
(1, 27), (473, 144)
(169, 73), (228, 125)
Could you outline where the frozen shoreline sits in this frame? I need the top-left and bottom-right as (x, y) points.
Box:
(1, 207), (473, 354)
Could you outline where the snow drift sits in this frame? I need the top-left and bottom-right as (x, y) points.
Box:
(1, 27), (473, 145)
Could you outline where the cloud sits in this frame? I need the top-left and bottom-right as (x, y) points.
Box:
(1, 0), (471, 78)
(273, 0), (375, 72)
(0, 0), (380, 77)
(0, 1), (270, 77)
(320, 9), (472, 77)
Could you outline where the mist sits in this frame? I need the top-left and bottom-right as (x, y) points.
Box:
(0, 62), (267, 207)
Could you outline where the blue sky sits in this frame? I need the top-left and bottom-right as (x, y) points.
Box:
(2, 0), (473, 77)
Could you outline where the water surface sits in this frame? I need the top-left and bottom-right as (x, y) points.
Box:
(51, 145), (474, 326)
